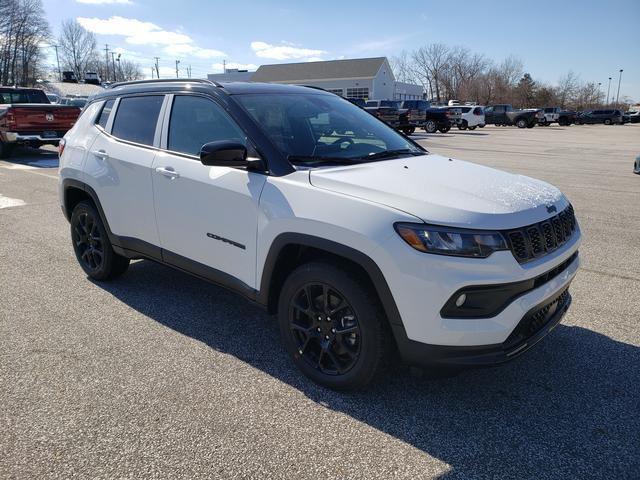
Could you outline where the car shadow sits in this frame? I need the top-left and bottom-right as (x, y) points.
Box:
(2, 146), (59, 168)
(94, 259), (639, 479)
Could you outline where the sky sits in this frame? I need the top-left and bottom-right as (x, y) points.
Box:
(40, 0), (640, 101)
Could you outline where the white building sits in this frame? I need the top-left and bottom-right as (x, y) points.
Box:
(208, 57), (423, 101)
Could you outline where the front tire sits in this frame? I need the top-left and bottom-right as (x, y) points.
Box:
(278, 262), (388, 391)
(70, 201), (130, 281)
(516, 118), (528, 128)
(438, 125), (451, 133)
(604, 118), (612, 125)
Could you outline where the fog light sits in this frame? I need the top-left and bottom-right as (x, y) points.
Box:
(455, 294), (467, 307)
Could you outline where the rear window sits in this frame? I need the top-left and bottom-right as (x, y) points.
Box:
(96, 99), (115, 130)
(402, 101), (417, 109)
(365, 101), (378, 107)
(0, 89), (49, 104)
(380, 100), (400, 108)
(111, 95), (164, 146)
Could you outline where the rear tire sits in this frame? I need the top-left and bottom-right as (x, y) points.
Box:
(0, 141), (14, 159)
(438, 125), (451, 133)
(277, 262), (389, 391)
(70, 200), (130, 281)
(604, 118), (612, 125)
(468, 125), (477, 130)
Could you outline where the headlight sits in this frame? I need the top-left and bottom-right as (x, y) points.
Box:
(394, 223), (508, 258)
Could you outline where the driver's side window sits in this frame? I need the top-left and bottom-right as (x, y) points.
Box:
(167, 95), (246, 156)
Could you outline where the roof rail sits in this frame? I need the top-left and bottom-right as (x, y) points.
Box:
(107, 78), (223, 89)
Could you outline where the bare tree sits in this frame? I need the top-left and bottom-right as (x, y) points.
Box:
(59, 19), (97, 81)
(0, 0), (50, 86)
(556, 71), (580, 109)
(119, 59), (143, 81)
(412, 44), (450, 101)
(390, 50), (416, 84)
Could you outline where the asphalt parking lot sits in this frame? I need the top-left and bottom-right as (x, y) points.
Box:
(1, 124), (639, 479)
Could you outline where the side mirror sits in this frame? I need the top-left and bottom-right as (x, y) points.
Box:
(199, 141), (265, 170)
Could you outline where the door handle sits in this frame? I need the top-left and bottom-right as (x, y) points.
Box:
(155, 166), (180, 179)
(92, 149), (109, 160)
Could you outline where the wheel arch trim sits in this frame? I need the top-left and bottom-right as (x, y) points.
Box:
(258, 233), (404, 328)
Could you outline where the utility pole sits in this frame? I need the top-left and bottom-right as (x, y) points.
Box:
(175, 59), (180, 78)
(116, 53), (121, 81)
(104, 44), (110, 82)
(52, 45), (61, 81)
(187, 65), (191, 78)
(606, 77), (612, 104)
(111, 52), (116, 82)
(615, 69), (623, 105)
(154, 57), (160, 79)
(151, 66), (155, 79)
(223, 59), (226, 74)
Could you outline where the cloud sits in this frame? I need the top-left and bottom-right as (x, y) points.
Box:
(164, 44), (225, 59)
(76, 0), (132, 4)
(78, 15), (225, 63)
(349, 35), (415, 54)
(211, 62), (258, 73)
(250, 41), (326, 61)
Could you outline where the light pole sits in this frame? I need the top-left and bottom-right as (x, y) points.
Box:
(597, 82), (602, 106)
(606, 77), (612, 104)
(615, 69), (623, 105)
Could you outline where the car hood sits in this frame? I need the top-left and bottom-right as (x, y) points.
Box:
(309, 154), (567, 230)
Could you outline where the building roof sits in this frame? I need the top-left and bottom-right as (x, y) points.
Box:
(251, 57), (389, 82)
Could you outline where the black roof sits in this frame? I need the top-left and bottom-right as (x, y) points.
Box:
(89, 79), (331, 102)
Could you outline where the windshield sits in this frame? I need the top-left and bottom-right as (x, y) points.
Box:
(235, 93), (424, 165)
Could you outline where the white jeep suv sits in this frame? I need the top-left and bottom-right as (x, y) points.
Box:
(58, 80), (581, 390)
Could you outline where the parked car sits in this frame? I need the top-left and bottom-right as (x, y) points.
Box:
(0, 86), (81, 158)
(58, 79), (581, 390)
(575, 109), (623, 125)
(557, 110), (577, 126)
(484, 104), (539, 128)
(365, 100), (407, 130)
(46, 93), (60, 104)
(421, 107), (454, 134)
(626, 111), (640, 123)
(449, 105), (485, 130)
(347, 98), (366, 108)
(60, 96), (88, 108)
(399, 100), (430, 134)
(539, 107), (562, 126)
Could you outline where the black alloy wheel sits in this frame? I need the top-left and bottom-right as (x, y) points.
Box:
(278, 262), (388, 390)
(73, 211), (104, 272)
(70, 201), (130, 280)
(288, 282), (361, 376)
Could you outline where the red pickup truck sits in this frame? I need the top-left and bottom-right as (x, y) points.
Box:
(0, 87), (81, 158)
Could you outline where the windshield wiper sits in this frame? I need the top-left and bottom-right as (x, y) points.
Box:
(359, 149), (423, 161)
(287, 155), (363, 166)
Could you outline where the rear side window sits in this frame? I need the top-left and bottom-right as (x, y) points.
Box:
(168, 95), (245, 156)
(461, 107), (471, 113)
(95, 99), (115, 130)
(112, 95), (164, 146)
(473, 107), (484, 115)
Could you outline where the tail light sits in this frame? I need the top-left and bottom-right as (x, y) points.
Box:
(58, 138), (66, 157)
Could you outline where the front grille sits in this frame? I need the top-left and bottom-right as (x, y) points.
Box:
(504, 205), (577, 263)
(504, 287), (571, 349)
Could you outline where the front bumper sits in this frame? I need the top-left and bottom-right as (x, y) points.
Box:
(391, 284), (572, 367)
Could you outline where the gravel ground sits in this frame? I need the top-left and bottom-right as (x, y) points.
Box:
(1, 124), (639, 479)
